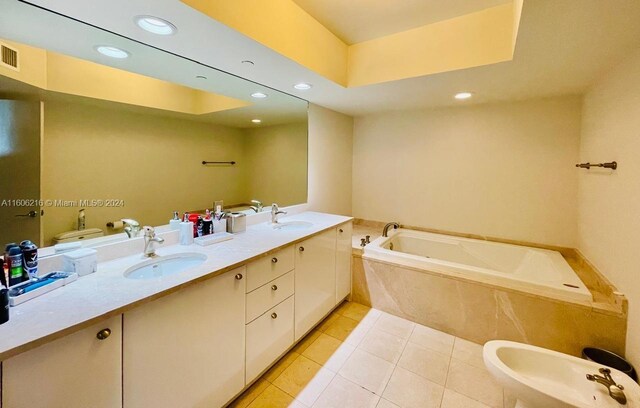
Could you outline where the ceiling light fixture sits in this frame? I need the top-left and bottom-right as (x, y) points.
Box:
(95, 45), (130, 59)
(454, 92), (473, 100)
(242, 60), (255, 66)
(251, 92), (268, 99)
(251, 119), (262, 123)
(294, 83), (312, 90)
(196, 75), (207, 80)
(134, 16), (177, 35)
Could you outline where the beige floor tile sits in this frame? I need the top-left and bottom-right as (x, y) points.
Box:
(409, 324), (455, 355)
(324, 316), (361, 341)
(338, 349), (394, 395)
(452, 338), (486, 370)
(312, 375), (380, 408)
(374, 313), (415, 339)
(441, 389), (493, 408)
(302, 333), (343, 366)
(375, 399), (400, 408)
(292, 330), (322, 354)
(358, 328), (406, 363)
(397, 342), (450, 385)
(229, 379), (271, 408)
(339, 302), (380, 324)
(323, 341), (356, 373)
(246, 385), (295, 408)
(446, 359), (503, 408)
(273, 355), (335, 407)
(265, 352), (301, 383)
(382, 367), (444, 408)
(317, 313), (341, 332)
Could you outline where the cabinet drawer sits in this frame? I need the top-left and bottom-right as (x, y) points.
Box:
(246, 245), (294, 292)
(246, 296), (294, 383)
(247, 271), (294, 323)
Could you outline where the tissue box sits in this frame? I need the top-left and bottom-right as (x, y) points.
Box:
(63, 248), (98, 277)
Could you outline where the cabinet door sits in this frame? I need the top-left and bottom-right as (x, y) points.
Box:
(335, 222), (353, 303)
(294, 229), (337, 340)
(3, 315), (122, 408)
(123, 267), (246, 408)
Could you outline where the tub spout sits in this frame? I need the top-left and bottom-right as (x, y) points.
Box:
(382, 222), (400, 237)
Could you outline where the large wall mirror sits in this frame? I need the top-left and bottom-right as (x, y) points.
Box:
(0, 1), (308, 248)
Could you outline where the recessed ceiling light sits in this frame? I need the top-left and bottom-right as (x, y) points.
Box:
(95, 45), (130, 59)
(454, 92), (473, 100)
(242, 60), (255, 66)
(294, 83), (312, 90)
(251, 92), (268, 99)
(196, 75), (207, 80)
(134, 16), (177, 35)
(251, 119), (262, 123)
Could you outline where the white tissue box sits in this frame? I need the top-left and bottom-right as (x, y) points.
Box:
(63, 248), (98, 277)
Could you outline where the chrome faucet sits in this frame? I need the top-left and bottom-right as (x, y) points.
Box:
(250, 200), (264, 213)
(142, 226), (164, 257)
(271, 203), (287, 224)
(586, 368), (627, 404)
(382, 222), (400, 237)
(121, 218), (141, 238)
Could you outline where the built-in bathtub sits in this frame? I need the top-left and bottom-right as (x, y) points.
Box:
(365, 229), (591, 303)
(353, 227), (626, 357)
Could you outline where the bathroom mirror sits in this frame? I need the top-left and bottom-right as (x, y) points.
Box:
(0, 1), (308, 247)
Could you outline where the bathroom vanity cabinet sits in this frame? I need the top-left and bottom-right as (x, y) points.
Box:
(2, 316), (123, 408)
(122, 267), (246, 408)
(0, 220), (352, 408)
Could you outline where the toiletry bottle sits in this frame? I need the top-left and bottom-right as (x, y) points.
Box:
(169, 211), (181, 231)
(0, 257), (6, 288)
(196, 216), (204, 237)
(202, 209), (213, 236)
(7, 247), (23, 287)
(188, 213), (200, 238)
(180, 213), (194, 246)
(0, 282), (8, 325)
(19, 240), (38, 281)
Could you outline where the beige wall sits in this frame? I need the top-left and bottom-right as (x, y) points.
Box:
(243, 122), (308, 207)
(578, 48), (640, 367)
(41, 101), (248, 245)
(307, 104), (353, 215)
(353, 97), (582, 247)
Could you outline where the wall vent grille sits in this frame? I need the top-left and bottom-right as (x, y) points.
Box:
(0, 43), (19, 71)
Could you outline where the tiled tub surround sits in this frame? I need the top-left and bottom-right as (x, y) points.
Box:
(351, 220), (627, 357)
(0, 211), (351, 360)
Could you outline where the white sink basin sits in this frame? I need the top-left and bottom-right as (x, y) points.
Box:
(124, 253), (207, 280)
(484, 340), (640, 408)
(272, 221), (313, 230)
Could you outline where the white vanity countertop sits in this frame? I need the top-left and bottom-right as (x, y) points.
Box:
(0, 211), (352, 360)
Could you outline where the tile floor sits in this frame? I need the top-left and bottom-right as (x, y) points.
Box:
(230, 302), (507, 408)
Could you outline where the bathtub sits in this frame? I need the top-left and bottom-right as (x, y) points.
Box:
(364, 229), (591, 303)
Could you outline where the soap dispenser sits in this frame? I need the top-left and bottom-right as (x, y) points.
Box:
(169, 211), (181, 231)
(179, 212), (194, 245)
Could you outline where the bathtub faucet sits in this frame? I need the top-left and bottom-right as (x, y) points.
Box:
(382, 222), (400, 237)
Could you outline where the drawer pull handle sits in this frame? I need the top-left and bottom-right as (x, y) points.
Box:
(235, 273), (243, 280)
(271, 284), (278, 291)
(339, 228), (343, 233)
(298, 246), (305, 252)
(271, 257), (278, 263)
(96, 328), (111, 340)
(271, 312), (278, 319)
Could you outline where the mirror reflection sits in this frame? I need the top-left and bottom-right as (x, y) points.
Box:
(0, 16), (308, 248)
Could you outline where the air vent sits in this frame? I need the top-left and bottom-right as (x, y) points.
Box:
(0, 43), (19, 71)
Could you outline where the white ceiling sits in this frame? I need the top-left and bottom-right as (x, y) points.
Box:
(291, 0), (510, 44)
(3, 0), (640, 117)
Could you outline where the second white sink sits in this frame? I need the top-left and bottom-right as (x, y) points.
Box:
(124, 253), (207, 280)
